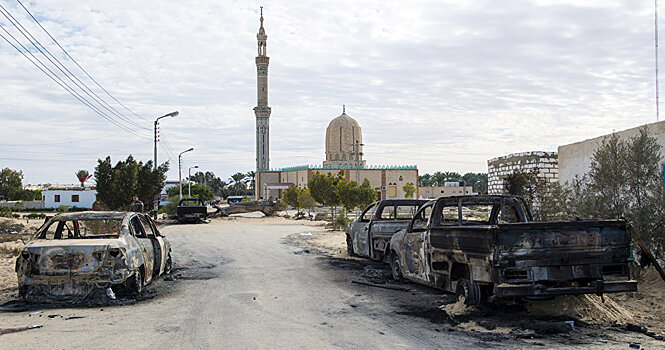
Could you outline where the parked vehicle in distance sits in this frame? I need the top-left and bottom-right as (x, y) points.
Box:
(347, 199), (429, 262)
(226, 196), (244, 204)
(177, 198), (207, 223)
(15, 211), (172, 299)
(389, 195), (637, 305)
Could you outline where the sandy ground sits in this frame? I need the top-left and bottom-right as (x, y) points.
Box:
(0, 215), (663, 348)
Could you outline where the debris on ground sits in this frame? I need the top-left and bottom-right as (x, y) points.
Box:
(0, 324), (42, 336)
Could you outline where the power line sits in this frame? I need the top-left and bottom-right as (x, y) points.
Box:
(0, 27), (148, 139)
(0, 3), (149, 132)
(16, 0), (151, 123)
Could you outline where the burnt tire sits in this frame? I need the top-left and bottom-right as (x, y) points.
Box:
(346, 235), (356, 256)
(164, 253), (173, 275)
(390, 253), (403, 282)
(126, 268), (144, 294)
(455, 279), (480, 306)
(18, 286), (27, 299)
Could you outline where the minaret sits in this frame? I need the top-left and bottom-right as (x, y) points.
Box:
(254, 7), (271, 170)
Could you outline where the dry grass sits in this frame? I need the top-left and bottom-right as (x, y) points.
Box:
(0, 245), (20, 258)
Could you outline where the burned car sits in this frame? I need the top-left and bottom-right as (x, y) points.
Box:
(389, 195), (637, 305)
(15, 211), (172, 299)
(347, 199), (429, 262)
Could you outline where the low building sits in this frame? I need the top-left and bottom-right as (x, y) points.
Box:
(43, 186), (96, 209)
(487, 151), (558, 195)
(418, 182), (473, 199)
(256, 165), (418, 200)
(558, 120), (665, 185)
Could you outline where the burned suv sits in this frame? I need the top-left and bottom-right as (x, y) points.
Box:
(15, 211), (172, 299)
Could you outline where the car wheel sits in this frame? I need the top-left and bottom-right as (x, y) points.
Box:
(391, 253), (403, 282)
(126, 268), (144, 294)
(455, 279), (480, 306)
(18, 286), (27, 299)
(346, 235), (356, 256)
(164, 253), (173, 275)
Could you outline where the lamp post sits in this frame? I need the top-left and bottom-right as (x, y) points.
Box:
(179, 148), (194, 199)
(153, 111), (179, 217)
(188, 165), (199, 197)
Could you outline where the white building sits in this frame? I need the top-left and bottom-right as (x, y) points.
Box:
(487, 151), (559, 195)
(43, 186), (97, 209)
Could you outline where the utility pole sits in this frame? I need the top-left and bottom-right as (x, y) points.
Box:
(352, 140), (364, 183)
(657, 0), (660, 121)
(178, 148), (194, 199)
(153, 111), (179, 218)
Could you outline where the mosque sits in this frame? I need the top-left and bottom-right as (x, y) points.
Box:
(252, 11), (418, 200)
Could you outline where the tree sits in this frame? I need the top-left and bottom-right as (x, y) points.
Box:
(358, 179), (377, 209)
(0, 168), (24, 200)
(94, 155), (169, 210)
(166, 183), (214, 202)
(189, 171), (229, 197)
(308, 171), (342, 225)
(566, 127), (665, 259)
(245, 171), (256, 191)
(402, 182), (416, 198)
(75, 170), (92, 187)
(230, 172), (247, 195)
(283, 185), (300, 212)
(298, 188), (315, 215)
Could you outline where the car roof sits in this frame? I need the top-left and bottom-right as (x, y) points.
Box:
(47, 211), (133, 221)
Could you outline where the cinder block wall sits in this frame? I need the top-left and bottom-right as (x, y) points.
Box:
(487, 151), (558, 195)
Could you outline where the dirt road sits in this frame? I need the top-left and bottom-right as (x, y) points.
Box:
(0, 217), (662, 349)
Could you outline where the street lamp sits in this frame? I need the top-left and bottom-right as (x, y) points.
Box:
(179, 147), (194, 199)
(153, 111), (179, 218)
(154, 111), (179, 170)
(188, 165), (199, 197)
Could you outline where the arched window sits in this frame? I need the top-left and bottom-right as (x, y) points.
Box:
(342, 154), (346, 161)
(335, 154), (339, 160)
(399, 176), (403, 181)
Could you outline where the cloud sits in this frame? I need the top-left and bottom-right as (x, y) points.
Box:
(0, 0), (660, 184)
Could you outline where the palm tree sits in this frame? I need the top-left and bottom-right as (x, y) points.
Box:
(230, 172), (247, 195)
(75, 170), (92, 188)
(245, 171), (256, 191)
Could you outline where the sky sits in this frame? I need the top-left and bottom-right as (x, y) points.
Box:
(0, 0), (660, 185)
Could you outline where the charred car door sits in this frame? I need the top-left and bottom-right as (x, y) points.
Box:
(351, 202), (378, 257)
(139, 215), (167, 276)
(401, 203), (434, 283)
(129, 215), (155, 283)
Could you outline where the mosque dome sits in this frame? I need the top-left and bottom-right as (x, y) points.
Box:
(323, 110), (366, 168)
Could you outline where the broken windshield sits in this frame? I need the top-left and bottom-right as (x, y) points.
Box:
(37, 219), (123, 239)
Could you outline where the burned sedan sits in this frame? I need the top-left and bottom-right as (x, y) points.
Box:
(15, 211), (172, 299)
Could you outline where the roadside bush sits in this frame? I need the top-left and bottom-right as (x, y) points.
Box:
(11, 213), (20, 219)
(0, 206), (12, 218)
(23, 213), (46, 219)
(56, 205), (69, 213)
(334, 210), (351, 230)
(159, 196), (180, 216)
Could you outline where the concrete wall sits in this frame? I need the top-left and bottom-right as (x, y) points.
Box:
(487, 151), (558, 195)
(43, 188), (97, 209)
(558, 121), (665, 185)
(418, 186), (472, 199)
(0, 200), (44, 209)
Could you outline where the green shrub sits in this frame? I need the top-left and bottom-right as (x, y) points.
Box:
(0, 206), (12, 218)
(56, 205), (70, 213)
(334, 210), (351, 230)
(11, 213), (20, 219)
(23, 213), (46, 219)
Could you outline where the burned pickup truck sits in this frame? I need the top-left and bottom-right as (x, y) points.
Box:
(177, 198), (208, 223)
(389, 195), (637, 305)
(347, 199), (429, 262)
(15, 211), (172, 300)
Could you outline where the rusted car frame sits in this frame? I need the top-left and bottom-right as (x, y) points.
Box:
(389, 195), (637, 304)
(347, 199), (429, 262)
(15, 211), (172, 299)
